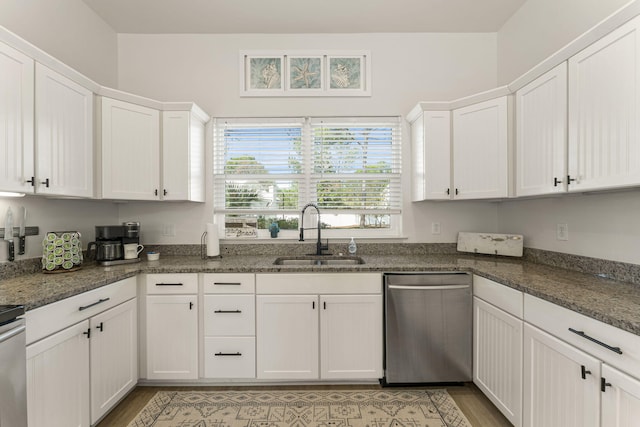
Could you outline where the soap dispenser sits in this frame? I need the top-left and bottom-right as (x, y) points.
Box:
(348, 237), (357, 254)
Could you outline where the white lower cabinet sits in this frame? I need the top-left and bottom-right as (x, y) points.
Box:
(143, 273), (198, 380)
(523, 294), (640, 427)
(601, 364), (640, 426)
(256, 294), (319, 380)
(523, 323), (600, 427)
(473, 297), (522, 426)
(89, 299), (138, 424)
(25, 277), (137, 427)
(255, 273), (382, 381)
(26, 321), (90, 427)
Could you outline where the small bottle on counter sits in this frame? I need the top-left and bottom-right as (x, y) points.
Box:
(348, 237), (357, 254)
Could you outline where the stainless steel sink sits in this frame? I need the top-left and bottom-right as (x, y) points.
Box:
(273, 256), (365, 266)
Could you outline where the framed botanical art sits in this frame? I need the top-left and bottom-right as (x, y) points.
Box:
(240, 50), (371, 97)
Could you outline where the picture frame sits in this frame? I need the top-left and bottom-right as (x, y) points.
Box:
(240, 50), (371, 97)
(241, 53), (285, 95)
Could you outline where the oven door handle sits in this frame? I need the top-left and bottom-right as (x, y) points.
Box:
(387, 285), (470, 290)
(0, 324), (26, 344)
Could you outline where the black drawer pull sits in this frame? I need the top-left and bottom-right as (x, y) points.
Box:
(581, 365), (591, 379)
(213, 282), (242, 286)
(156, 283), (183, 286)
(601, 377), (612, 392)
(214, 352), (242, 357)
(79, 298), (110, 311)
(214, 310), (242, 313)
(569, 328), (622, 354)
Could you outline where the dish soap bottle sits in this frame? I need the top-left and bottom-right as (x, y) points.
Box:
(348, 237), (357, 255)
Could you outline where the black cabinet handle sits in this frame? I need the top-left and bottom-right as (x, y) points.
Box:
(312, 301), (315, 309)
(214, 310), (242, 313)
(601, 377), (612, 392)
(554, 177), (563, 187)
(156, 283), (183, 286)
(455, 188), (459, 195)
(163, 189), (167, 196)
(214, 352), (242, 356)
(446, 188), (450, 195)
(569, 328), (622, 354)
(323, 301), (326, 310)
(26, 176), (35, 187)
(567, 175), (577, 184)
(213, 282), (241, 286)
(154, 189), (158, 196)
(83, 328), (91, 339)
(41, 178), (49, 187)
(189, 302), (194, 310)
(96, 322), (104, 332)
(581, 365), (591, 379)
(79, 297), (110, 311)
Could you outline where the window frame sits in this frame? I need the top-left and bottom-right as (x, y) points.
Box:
(213, 116), (402, 239)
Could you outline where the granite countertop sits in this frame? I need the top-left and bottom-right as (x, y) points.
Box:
(1, 253), (639, 336)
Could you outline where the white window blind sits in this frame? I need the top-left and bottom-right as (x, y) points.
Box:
(213, 116), (402, 236)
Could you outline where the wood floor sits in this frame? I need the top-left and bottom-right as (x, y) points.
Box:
(96, 383), (512, 427)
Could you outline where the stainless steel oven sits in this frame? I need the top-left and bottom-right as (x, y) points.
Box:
(0, 305), (27, 427)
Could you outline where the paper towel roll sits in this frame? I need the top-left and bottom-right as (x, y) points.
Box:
(206, 223), (220, 257)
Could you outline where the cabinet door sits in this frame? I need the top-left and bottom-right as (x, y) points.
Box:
(601, 364), (640, 427)
(146, 295), (198, 380)
(453, 96), (509, 199)
(516, 63), (567, 197)
(26, 321), (90, 427)
(568, 16), (640, 192)
(256, 295), (319, 379)
(101, 97), (160, 200)
(474, 297), (523, 427)
(320, 294), (382, 379)
(35, 63), (93, 197)
(161, 111), (205, 202)
(0, 41), (34, 193)
(89, 299), (137, 424)
(411, 111), (451, 201)
(523, 324), (600, 427)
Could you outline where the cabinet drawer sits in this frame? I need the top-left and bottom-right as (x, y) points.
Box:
(204, 295), (255, 336)
(202, 273), (255, 294)
(474, 275), (523, 318)
(203, 337), (256, 378)
(26, 277), (136, 345)
(146, 273), (198, 294)
(524, 294), (640, 378)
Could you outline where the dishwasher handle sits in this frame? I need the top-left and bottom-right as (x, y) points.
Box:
(387, 284), (470, 291)
(0, 324), (25, 344)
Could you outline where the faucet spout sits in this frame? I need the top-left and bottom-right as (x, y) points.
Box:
(300, 203), (329, 255)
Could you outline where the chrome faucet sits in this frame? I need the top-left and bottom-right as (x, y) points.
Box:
(299, 203), (329, 255)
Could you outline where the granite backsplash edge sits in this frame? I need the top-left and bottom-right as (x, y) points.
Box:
(1, 243), (639, 286)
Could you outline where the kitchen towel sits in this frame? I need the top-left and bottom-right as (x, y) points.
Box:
(206, 223), (220, 257)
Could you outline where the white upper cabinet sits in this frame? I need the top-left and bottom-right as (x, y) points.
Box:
(161, 109), (206, 202)
(409, 108), (451, 201)
(100, 97), (161, 200)
(0, 41), (34, 193)
(453, 96), (511, 199)
(35, 63), (93, 197)
(567, 16), (640, 192)
(515, 63), (568, 197)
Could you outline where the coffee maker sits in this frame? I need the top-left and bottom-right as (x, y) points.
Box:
(88, 222), (141, 265)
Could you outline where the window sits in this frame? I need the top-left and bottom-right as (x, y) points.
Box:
(213, 117), (401, 239)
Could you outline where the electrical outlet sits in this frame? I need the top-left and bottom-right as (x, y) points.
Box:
(162, 223), (176, 237)
(556, 223), (568, 241)
(431, 222), (441, 235)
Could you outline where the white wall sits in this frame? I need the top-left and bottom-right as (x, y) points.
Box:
(0, 0), (118, 86)
(497, 191), (640, 264)
(0, 197), (119, 262)
(497, 0), (631, 85)
(115, 32), (501, 244)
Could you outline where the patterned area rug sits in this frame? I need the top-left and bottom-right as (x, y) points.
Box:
(127, 389), (473, 427)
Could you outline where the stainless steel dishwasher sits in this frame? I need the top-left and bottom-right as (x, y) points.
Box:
(0, 304), (27, 427)
(383, 272), (472, 384)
